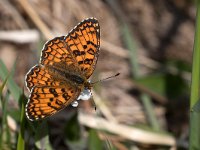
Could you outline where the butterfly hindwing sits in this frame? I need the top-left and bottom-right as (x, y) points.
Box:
(26, 86), (80, 121)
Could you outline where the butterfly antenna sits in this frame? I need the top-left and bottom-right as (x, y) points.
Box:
(91, 73), (120, 85)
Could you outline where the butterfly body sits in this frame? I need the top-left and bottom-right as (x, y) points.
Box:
(25, 18), (100, 121)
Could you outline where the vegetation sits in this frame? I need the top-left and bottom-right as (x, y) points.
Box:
(0, 0), (199, 149)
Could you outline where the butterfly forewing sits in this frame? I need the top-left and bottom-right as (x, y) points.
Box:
(64, 18), (100, 78)
(40, 36), (76, 67)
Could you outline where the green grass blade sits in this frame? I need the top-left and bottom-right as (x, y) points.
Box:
(88, 129), (103, 150)
(0, 82), (9, 149)
(189, 0), (200, 149)
(190, 101), (200, 149)
(141, 94), (161, 130)
(0, 59), (22, 101)
(104, 137), (116, 150)
(121, 23), (139, 77)
(5, 93), (11, 147)
(121, 23), (161, 130)
(35, 121), (52, 150)
(190, 1), (200, 109)
(0, 72), (10, 94)
(0, 70), (12, 149)
(17, 94), (26, 150)
(1, 91), (11, 147)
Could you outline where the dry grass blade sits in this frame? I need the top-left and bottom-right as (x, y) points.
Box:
(101, 39), (129, 58)
(18, 0), (53, 39)
(78, 113), (176, 147)
(0, 30), (39, 43)
(0, 0), (28, 29)
(7, 116), (17, 132)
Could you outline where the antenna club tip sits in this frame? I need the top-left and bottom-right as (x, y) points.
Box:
(91, 72), (120, 84)
(115, 73), (120, 76)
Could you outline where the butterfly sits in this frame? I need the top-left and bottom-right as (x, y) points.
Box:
(25, 18), (100, 121)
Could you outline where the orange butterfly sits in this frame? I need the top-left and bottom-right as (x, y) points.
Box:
(25, 18), (100, 121)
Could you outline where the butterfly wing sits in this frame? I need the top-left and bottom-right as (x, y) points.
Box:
(25, 64), (60, 92)
(40, 36), (76, 67)
(40, 18), (100, 79)
(64, 18), (100, 78)
(25, 64), (82, 121)
(26, 86), (80, 121)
